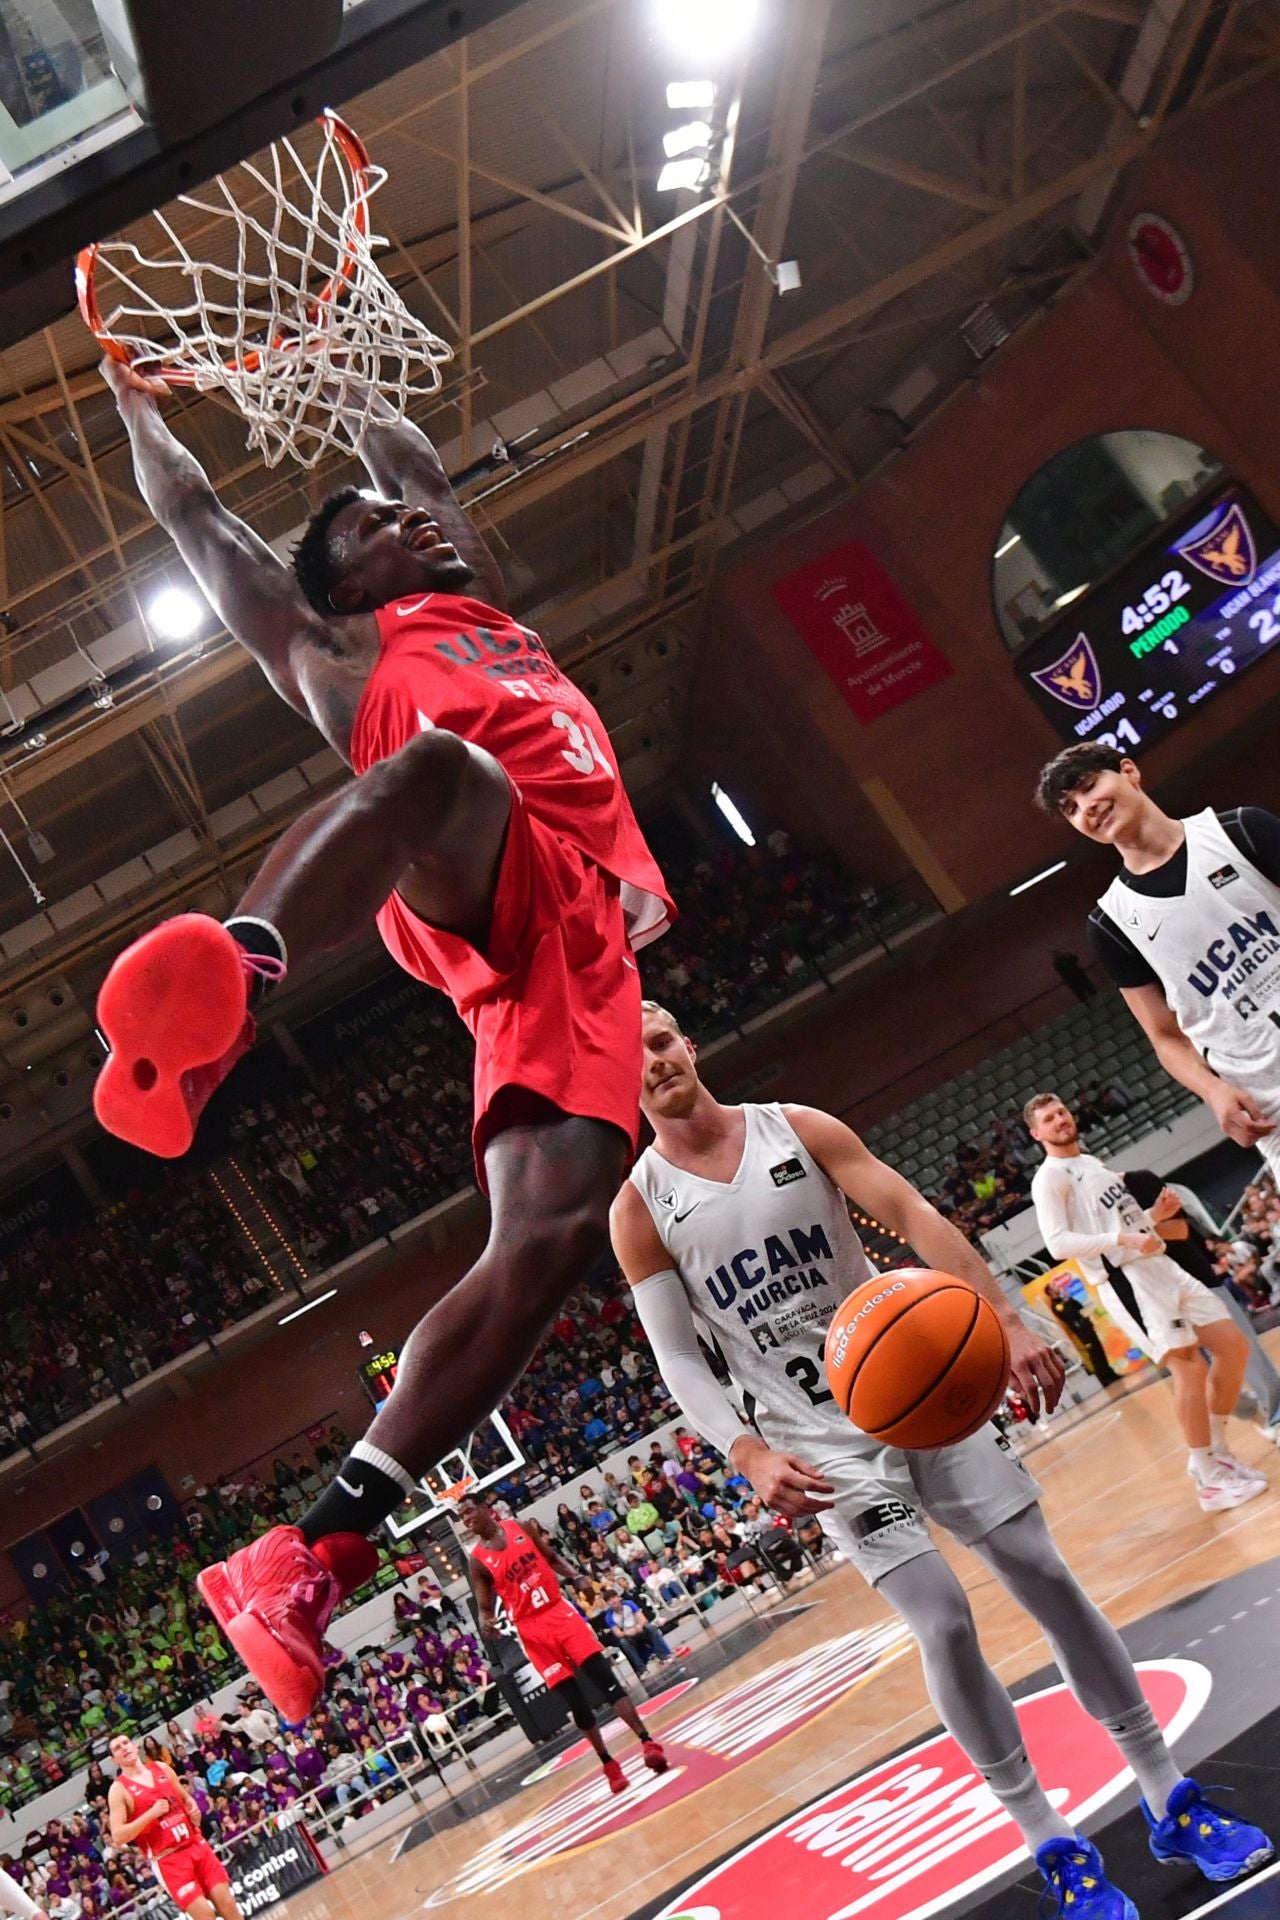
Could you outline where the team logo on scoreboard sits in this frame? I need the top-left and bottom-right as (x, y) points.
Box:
(1175, 499), (1257, 585)
(1029, 632), (1102, 711)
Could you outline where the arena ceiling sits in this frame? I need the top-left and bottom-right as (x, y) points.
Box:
(0, 0), (1274, 1165)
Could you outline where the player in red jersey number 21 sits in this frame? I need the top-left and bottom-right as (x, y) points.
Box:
(462, 1493), (669, 1794)
(92, 359), (674, 1722)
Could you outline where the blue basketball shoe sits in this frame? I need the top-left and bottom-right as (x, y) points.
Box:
(1142, 1778), (1274, 1882)
(1035, 1836), (1138, 1917)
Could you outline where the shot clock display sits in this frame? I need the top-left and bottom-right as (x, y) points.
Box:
(358, 1345), (401, 1410)
(1017, 483), (1280, 751)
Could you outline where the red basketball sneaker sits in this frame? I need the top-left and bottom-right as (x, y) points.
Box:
(641, 1739), (669, 1774)
(94, 914), (269, 1157)
(197, 1526), (378, 1724)
(602, 1757), (627, 1795)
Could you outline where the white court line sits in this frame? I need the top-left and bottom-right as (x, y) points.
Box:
(1179, 1857), (1280, 1917)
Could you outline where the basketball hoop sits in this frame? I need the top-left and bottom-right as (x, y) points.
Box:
(435, 1475), (477, 1509)
(75, 110), (453, 469)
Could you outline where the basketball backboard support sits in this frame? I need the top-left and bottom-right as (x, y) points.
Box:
(382, 1409), (526, 1542)
(0, 0), (531, 349)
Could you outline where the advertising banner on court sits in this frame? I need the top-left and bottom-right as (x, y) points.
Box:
(1021, 1258), (1147, 1375)
(769, 540), (952, 724)
(225, 1820), (326, 1915)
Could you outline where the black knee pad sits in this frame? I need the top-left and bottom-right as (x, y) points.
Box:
(555, 1677), (597, 1731)
(581, 1650), (625, 1702)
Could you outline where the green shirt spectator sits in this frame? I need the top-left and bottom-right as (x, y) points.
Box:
(626, 1499), (660, 1535)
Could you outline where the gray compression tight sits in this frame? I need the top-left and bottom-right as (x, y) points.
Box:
(878, 1505), (1146, 1768)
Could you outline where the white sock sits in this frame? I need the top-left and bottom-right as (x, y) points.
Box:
(980, 1744), (1075, 1853)
(1099, 1702), (1184, 1817)
(1209, 1413), (1229, 1453)
(1188, 1446), (1218, 1481)
(350, 1438), (418, 1497)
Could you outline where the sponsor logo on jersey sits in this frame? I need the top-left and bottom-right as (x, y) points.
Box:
(1175, 498), (1257, 585)
(423, 1625), (914, 1904)
(657, 1190), (678, 1210)
(769, 1157), (807, 1187)
(703, 1223), (836, 1324)
(651, 1662), (1209, 1920)
(1209, 863), (1240, 889)
(1185, 910), (1280, 1002)
(852, 1498), (917, 1540)
(749, 1324), (780, 1354)
(1029, 632), (1102, 711)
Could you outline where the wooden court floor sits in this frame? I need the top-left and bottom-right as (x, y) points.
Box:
(277, 1336), (1280, 1920)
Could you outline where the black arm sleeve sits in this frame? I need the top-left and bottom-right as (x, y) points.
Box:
(1224, 808), (1280, 887)
(1087, 905), (1160, 989)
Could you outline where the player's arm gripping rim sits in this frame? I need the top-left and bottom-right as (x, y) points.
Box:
(100, 356), (328, 714)
(780, 1105), (1067, 1418)
(611, 1182), (836, 1521)
(1120, 981), (1276, 1148)
(352, 388), (509, 614)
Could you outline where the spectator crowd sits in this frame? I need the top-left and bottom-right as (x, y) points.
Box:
(0, 1259), (687, 1810)
(929, 1080), (1136, 1241)
(0, 1431), (826, 1901)
(0, 829), (891, 1454)
(1214, 1170), (1280, 1315)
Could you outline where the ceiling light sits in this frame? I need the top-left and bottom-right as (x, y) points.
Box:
(654, 0), (758, 61)
(712, 782), (755, 847)
(995, 531), (1021, 559)
(148, 584), (205, 641)
(658, 157), (711, 194)
(663, 120), (712, 158)
(667, 80), (715, 109)
(772, 259), (802, 294)
(279, 1289), (337, 1326)
(1008, 859), (1067, 897)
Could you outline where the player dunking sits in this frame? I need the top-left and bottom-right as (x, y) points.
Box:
(107, 1735), (242, 1920)
(610, 1003), (1272, 1916)
(459, 1493), (668, 1793)
(94, 359), (674, 1720)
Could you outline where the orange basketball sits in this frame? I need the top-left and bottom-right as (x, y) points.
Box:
(823, 1268), (1010, 1449)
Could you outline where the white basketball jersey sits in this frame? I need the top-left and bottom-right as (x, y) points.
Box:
(1099, 809), (1280, 1086)
(629, 1103), (873, 1452)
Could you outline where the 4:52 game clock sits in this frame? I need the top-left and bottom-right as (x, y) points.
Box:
(1016, 483), (1280, 754)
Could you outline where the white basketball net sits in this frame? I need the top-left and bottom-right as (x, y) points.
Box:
(82, 114), (453, 469)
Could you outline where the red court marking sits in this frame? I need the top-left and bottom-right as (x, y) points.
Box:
(653, 1660), (1210, 1920)
(425, 1622), (913, 1904)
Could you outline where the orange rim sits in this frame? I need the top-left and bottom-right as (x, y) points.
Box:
(74, 109), (376, 383)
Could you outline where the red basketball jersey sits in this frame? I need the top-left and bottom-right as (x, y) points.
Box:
(471, 1519), (563, 1625)
(120, 1764), (196, 1857)
(352, 594), (673, 942)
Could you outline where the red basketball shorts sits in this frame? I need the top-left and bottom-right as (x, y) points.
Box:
(518, 1600), (606, 1687)
(155, 1839), (228, 1911)
(375, 782), (643, 1185)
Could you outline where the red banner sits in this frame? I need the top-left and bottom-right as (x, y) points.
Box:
(770, 539), (952, 723)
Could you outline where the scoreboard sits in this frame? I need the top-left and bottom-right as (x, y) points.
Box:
(1016, 483), (1280, 751)
(358, 1346), (401, 1409)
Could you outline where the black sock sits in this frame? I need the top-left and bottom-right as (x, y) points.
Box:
(299, 1453), (412, 1544)
(224, 916), (287, 1008)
